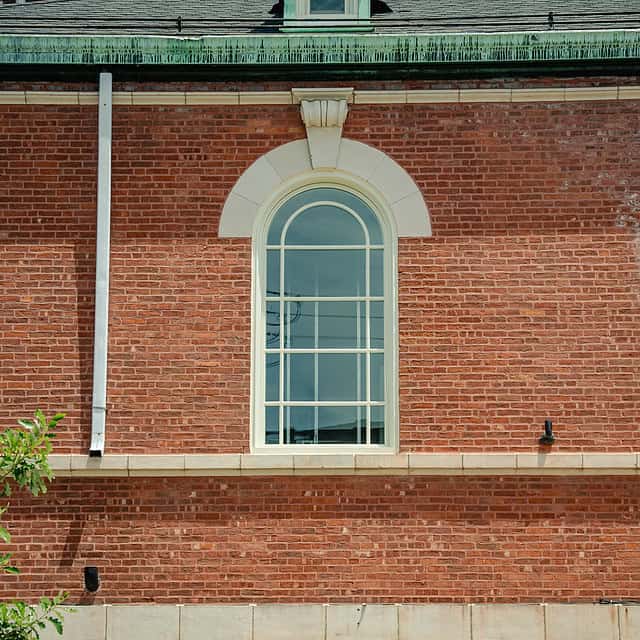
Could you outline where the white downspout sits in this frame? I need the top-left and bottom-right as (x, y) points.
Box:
(90, 72), (112, 456)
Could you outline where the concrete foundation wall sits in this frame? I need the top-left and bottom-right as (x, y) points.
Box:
(41, 603), (640, 640)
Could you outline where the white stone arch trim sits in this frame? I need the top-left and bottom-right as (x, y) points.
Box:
(219, 138), (431, 238)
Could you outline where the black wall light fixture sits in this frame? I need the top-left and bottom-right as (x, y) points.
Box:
(84, 566), (100, 593)
(539, 419), (555, 445)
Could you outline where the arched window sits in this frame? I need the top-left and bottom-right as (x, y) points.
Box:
(253, 185), (397, 451)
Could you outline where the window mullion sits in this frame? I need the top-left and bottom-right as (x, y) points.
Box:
(365, 244), (371, 445)
(279, 246), (285, 445)
(287, 302), (294, 444)
(357, 299), (362, 445)
(314, 299), (319, 444)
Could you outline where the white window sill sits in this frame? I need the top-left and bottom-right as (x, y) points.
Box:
(47, 452), (640, 477)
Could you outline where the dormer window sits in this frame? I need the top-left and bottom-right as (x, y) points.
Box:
(282, 0), (372, 31)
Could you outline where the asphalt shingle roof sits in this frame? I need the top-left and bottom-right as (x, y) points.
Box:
(1, 0), (639, 34)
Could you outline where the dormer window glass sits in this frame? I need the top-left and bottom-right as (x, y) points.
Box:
(282, 0), (371, 31)
(310, 0), (346, 13)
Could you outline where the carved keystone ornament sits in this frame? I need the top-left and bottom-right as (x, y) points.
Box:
(292, 87), (354, 169)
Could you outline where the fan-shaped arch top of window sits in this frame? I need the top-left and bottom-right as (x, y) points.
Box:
(269, 189), (382, 247)
(219, 138), (431, 239)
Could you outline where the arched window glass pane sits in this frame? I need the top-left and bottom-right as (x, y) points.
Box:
(263, 186), (386, 448)
(285, 205), (364, 246)
(267, 188), (382, 245)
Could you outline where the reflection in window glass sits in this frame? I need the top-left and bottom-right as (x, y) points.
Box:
(266, 250), (280, 295)
(370, 406), (385, 444)
(284, 406), (361, 444)
(370, 249), (384, 297)
(370, 301), (384, 349)
(317, 406), (359, 443)
(284, 354), (315, 402)
(263, 187), (386, 447)
(283, 354), (364, 402)
(317, 354), (361, 401)
(370, 353), (385, 402)
(265, 407), (279, 445)
(285, 301), (366, 349)
(266, 301), (280, 348)
(286, 406), (314, 444)
(265, 355), (280, 402)
(285, 249), (366, 298)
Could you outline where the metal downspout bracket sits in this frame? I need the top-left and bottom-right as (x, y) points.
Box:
(90, 72), (112, 457)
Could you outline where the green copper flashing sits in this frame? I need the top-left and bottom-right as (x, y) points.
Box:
(0, 30), (639, 66)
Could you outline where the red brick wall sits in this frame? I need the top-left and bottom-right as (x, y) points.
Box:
(0, 105), (97, 450)
(2, 475), (639, 604)
(0, 83), (639, 453)
(1, 79), (640, 605)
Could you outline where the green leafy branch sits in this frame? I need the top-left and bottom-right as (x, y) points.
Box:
(0, 411), (64, 574)
(0, 411), (71, 639)
(0, 594), (69, 640)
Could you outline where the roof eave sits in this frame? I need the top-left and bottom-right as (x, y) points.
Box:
(1, 29), (639, 67)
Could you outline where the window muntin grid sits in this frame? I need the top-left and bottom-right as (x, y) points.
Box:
(263, 187), (385, 446)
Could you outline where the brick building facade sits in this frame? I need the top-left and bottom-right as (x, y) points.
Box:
(1, 1), (640, 638)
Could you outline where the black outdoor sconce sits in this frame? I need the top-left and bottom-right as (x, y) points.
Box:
(539, 419), (556, 445)
(84, 566), (100, 593)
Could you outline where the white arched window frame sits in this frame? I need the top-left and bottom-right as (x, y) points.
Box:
(251, 175), (398, 453)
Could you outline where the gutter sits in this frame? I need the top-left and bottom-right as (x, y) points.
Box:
(89, 71), (112, 457)
(0, 29), (639, 67)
